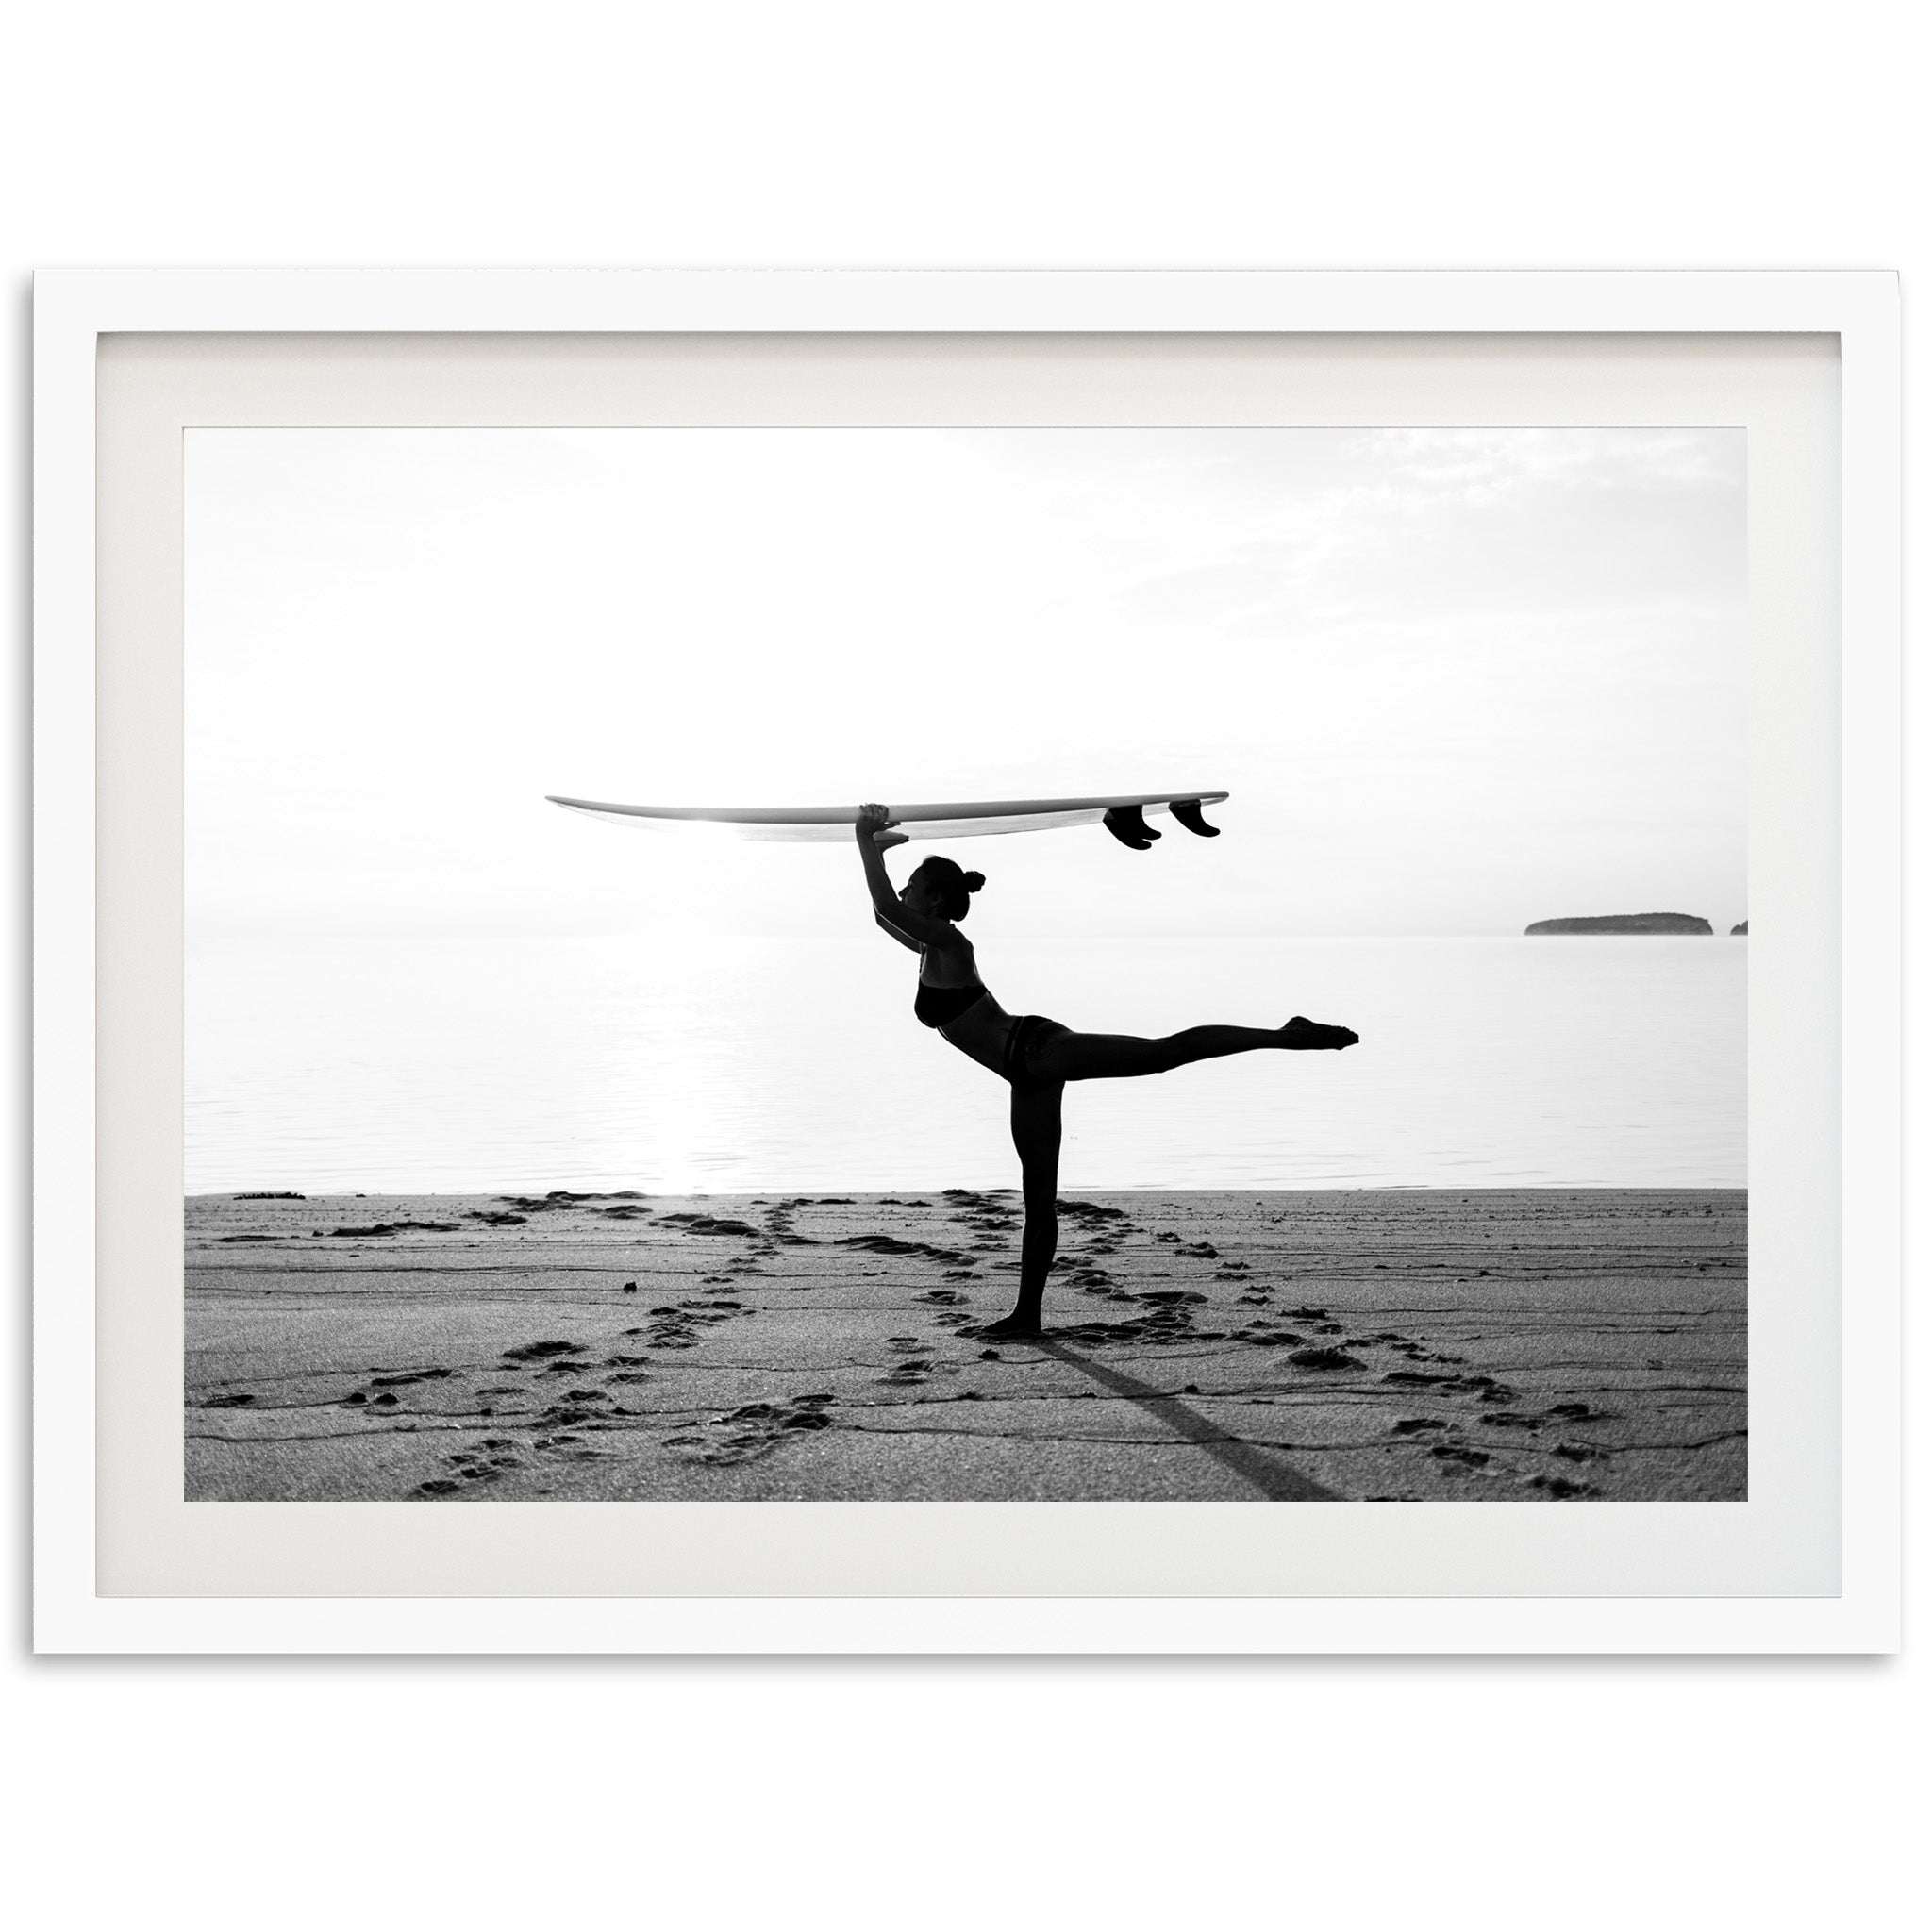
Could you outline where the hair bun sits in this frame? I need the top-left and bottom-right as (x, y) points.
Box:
(963, 871), (986, 892)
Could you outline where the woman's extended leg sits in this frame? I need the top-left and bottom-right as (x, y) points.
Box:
(1030, 1015), (1356, 1083)
(977, 1079), (1065, 1339)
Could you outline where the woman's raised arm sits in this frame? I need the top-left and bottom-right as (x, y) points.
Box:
(856, 804), (948, 948)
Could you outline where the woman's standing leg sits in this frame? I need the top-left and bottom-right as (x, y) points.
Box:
(980, 1079), (1064, 1338)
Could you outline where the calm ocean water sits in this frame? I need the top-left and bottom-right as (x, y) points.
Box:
(185, 936), (1745, 1194)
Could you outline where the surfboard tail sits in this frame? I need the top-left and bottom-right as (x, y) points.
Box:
(1102, 804), (1162, 850)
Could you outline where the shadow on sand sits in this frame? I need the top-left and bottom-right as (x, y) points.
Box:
(1031, 1338), (1339, 1502)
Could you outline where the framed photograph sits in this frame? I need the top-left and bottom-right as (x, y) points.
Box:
(34, 271), (1900, 1652)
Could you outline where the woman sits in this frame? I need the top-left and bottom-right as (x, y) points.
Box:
(855, 804), (1357, 1339)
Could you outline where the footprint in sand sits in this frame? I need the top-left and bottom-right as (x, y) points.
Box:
(1287, 1346), (1363, 1371)
(658, 1212), (759, 1237)
(1057, 1199), (1128, 1226)
(634, 1304), (709, 1349)
(1235, 1320), (1301, 1347)
(669, 1391), (836, 1465)
(329, 1219), (462, 1237)
(841, 1233), (975, 1265)
(501, 1340), (585, 1364)
(1053, 1298), (1209, 1348)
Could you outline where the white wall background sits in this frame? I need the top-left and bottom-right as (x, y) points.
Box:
(6, 6), (1922, 1929)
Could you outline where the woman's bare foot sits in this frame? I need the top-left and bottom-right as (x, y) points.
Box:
(1280, 1016), (1358, 1049)
(976, 1311), (1043, 1341)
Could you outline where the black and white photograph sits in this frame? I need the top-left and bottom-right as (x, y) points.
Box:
(12, 1), (1921, 1919)
(184, 424), (1747, 1504)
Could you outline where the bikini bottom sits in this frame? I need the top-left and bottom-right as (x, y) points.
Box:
(1001, 1013), (1068, 1084)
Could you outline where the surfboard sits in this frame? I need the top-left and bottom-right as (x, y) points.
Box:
(545, 790), (1230, 848)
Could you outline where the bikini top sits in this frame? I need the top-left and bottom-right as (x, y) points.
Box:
(914, 979), (990, 1029)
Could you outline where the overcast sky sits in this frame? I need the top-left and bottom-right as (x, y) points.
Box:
(186, 426), (1745, 940)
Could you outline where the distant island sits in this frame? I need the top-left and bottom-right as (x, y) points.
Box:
(1525, 912), (1714, 936)
(1731, 921), (1748, 936)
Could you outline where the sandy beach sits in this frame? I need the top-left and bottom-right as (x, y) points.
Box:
(186, 1188), (1745, 1502)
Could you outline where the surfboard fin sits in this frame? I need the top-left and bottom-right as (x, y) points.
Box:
(1102, 805), (1161, 850)
(1171, 798), (1221, 838)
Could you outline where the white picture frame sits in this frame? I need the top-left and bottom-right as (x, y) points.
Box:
(33, 269), (1901, 1653)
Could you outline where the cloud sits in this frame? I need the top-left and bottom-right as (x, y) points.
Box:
(1109, 427), (1744, 639)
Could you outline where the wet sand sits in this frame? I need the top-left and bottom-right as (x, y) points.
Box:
(186, 1188), (1746, 1502)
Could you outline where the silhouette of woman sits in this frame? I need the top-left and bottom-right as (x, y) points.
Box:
(856, 804), (1357, 1338)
